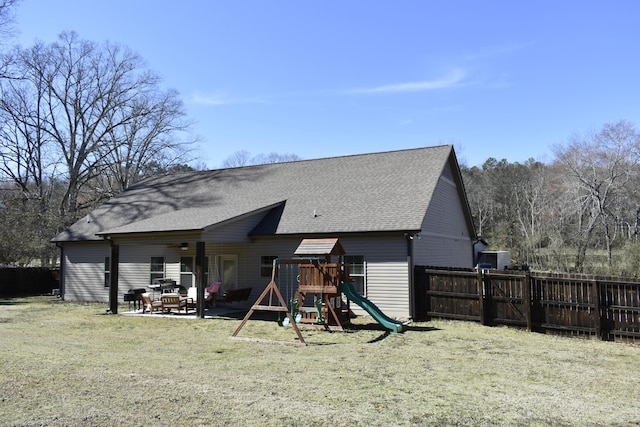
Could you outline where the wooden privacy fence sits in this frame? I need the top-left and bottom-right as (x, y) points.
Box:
(414, 266), (640, 343)
(0, 267), (59, 297)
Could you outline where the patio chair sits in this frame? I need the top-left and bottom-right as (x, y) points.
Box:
(161, 293), (188, 314)
(141, 293), (162, 314)
(205, 282), (223, 307)
(186, 287), (198, 311)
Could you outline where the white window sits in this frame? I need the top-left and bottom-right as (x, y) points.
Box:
(261, 255), (278, 277)
(180, 256), (210, 287)
(150, 257), (165, 286)
(180, 257), (194, 288)
(344, 255), (366, 296)
(104, 257), (110, 288)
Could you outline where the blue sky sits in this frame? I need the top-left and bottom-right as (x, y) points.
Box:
(13, 1), (640, 168)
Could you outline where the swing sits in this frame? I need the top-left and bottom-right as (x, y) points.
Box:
(280, 263), (302, 327)
(314, 294), (325, 324)
(204, 255), (223, 306)
(231, 258), (306, 346)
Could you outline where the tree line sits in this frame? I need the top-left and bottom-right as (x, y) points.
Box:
(462, 120), (640, 276)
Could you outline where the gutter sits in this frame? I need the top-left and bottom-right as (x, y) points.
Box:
(404, 232), (419, 320)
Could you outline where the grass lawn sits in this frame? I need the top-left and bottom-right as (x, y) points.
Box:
(1, 296), (639, 426)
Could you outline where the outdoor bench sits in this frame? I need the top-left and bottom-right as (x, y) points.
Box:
(218, 287), (253, 304)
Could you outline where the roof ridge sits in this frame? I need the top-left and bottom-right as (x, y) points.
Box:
(212, 144), (453, 173)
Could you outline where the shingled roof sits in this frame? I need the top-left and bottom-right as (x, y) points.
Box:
(53, 145), (464, 242)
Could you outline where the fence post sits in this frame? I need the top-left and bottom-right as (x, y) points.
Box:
(592, 279), (601, 340)
(593, 279), (613, 341)
(479, 269), (492, 326)
(412, 267), (428, 321)
(477, 268), (484, 325)
(524, 272), (532, 332)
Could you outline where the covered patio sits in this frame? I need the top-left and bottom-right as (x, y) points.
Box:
(106, 239), (219, 318)
(120, 304), (248, 319)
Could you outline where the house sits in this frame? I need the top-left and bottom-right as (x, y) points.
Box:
(52, 145), (477, 319)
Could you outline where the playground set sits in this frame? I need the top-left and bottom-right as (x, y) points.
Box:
(231, 238), (404, 345)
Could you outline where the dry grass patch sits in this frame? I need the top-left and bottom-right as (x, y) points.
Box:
(1, 296), (639, 426)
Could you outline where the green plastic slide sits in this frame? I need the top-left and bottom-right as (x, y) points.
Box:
(341, 282), (404, 333)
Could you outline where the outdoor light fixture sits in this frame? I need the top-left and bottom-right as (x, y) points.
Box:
(180, 242), (188, 251)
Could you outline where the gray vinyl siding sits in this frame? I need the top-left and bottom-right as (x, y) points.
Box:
(64, 242), (188, 302)
(338, 235), (410, 319)
(118, 245), (176, 291)
(366, 262), (409, 318)
(242, 237), (306, 302)
(63, 242), (110, 302)
(414, 170), (473, 268)
(202, 211), (269, 243)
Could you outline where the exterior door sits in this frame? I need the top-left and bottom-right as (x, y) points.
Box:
(221, 255), (238, 290)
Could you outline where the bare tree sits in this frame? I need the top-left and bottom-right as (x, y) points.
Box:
(461, 164), (492, 237)
(0, 0), (18, 39)
(222, 150), (253, 168)
(553, 120), (640, 271)
(222, 150), (301, 168)
(0, 32), (194, 264)
(252, 152), (301, 164)
(95, 87), (195, 196)
(509, 159), (551, 267)
(0, 32), (194, 226)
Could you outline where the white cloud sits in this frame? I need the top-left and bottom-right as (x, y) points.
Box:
(346, 69), (467, 95)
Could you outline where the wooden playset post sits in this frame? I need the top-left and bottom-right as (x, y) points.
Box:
(231, 259), (307, 346)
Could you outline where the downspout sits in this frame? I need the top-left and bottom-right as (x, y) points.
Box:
(106, 237), (119, 314)
(472, 236), (484, 266)
(55, 242), (65, 300)
(405, 232), (415, 320)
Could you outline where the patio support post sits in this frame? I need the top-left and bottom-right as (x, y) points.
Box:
(196, 241), (206, 318)
(108, 242), (119, 314)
